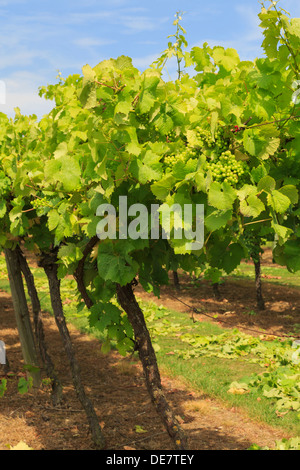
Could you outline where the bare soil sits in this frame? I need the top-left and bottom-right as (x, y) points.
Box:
(0, 249), (299, 451)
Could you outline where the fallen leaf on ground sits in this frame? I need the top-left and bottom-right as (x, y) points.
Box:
(134, 425), (147, 434)
(10, 441), (33, 450)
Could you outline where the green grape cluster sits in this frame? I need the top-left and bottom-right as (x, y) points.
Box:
(213, 128), (231, 155)
(194, 128), (214, 149)
(32, 197), (53, 210)
(164, 147), (198, 171)
(166, 129), (177, 142)
(164, 155), (177, 168)
(208, 150), (246, 185)
(187, 127), (231, 156)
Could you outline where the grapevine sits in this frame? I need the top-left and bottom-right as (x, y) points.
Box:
(0, 0), (299, 450)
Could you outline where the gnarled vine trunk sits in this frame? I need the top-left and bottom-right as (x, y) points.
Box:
(212, 283), (222, 300)
(17, 246), (63, 406)
(40, 251), (105, 450)
(173, 270), (180, 290)
(73, 237), (187, 449)
(116, 282), (188, 450)
(253, 257), (265, 311)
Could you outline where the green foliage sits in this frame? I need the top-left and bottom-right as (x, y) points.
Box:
(172, 327), (300, 416)
(0, 375), (33, 397)
(249, 436), (300, 450)
(244, 367), (300, 413)
(18, 376), (33, 395)
(0, 1), (299, 367)
(0, 379), (7, 397)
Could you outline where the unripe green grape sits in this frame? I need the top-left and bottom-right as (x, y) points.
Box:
(206, 148), (247, 186)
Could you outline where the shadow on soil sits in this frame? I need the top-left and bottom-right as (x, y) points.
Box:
(0, 287), (289, 451)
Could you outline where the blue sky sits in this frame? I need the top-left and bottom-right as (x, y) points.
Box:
(0, 0), (299, 118)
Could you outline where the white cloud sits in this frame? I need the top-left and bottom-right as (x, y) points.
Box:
(131, 52), (159, 70)
(0, 71), (54, 118)
(119, 15), (169, 34)
(65, 9), (168, 35)
(0, 48), (43, 70)
(73, 37), (117, 48)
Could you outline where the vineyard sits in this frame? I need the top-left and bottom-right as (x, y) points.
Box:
(0, 1), (300, 452)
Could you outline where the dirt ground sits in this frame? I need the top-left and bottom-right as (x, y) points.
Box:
(0, 250), (299, 451)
